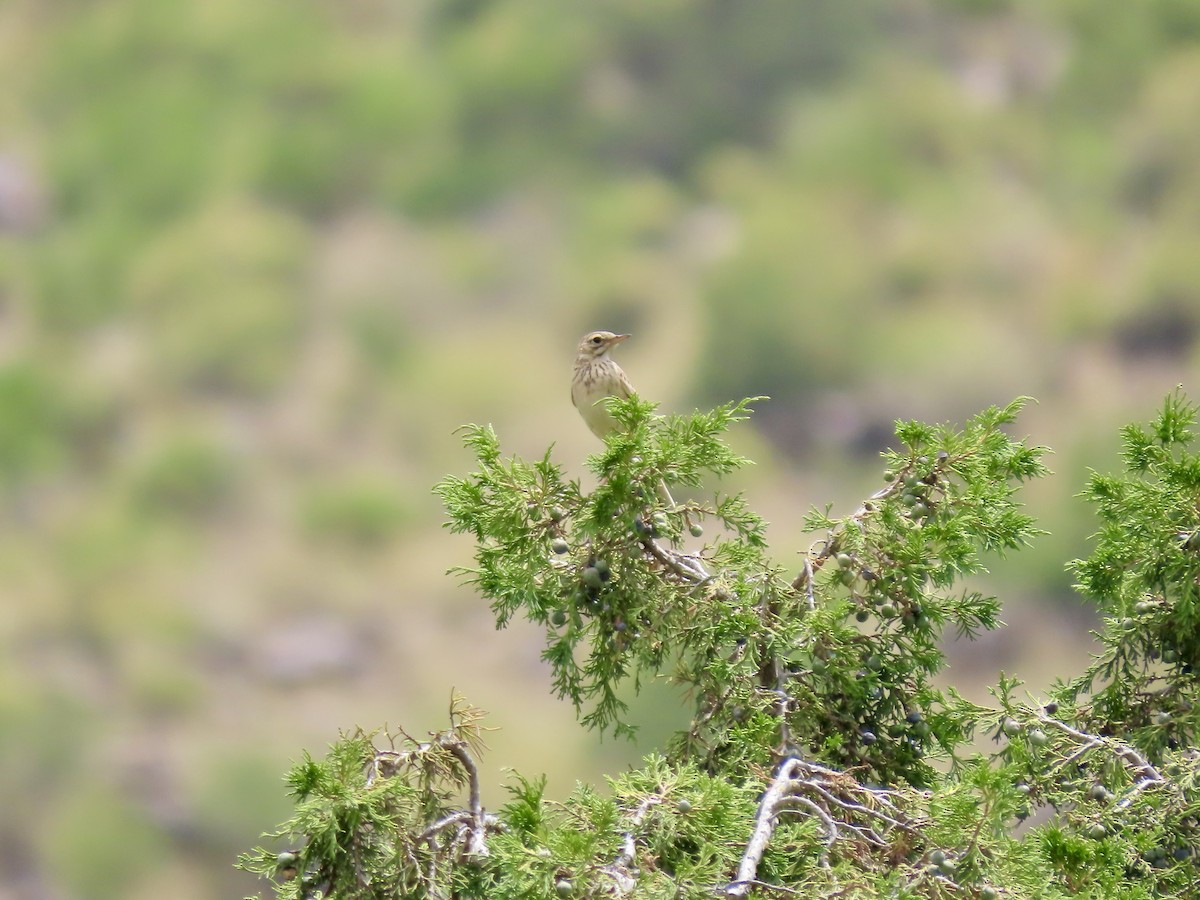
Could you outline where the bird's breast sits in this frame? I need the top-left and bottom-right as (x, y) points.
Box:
(572, 360), (621, 438)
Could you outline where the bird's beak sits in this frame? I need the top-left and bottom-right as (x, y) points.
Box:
(611, 334), (631, 344)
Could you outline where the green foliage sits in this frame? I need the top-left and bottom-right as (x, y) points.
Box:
(1063, 390), (1200, 752)
(973, 391), (1200, 897)
(240, 395), (1200, 900)
(435, 397), (765, 739)
(241, 696), (495, 899)
(442, 395), (1048, 786)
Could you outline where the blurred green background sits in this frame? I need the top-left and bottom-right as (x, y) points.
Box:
(3, 0), (1200, 895)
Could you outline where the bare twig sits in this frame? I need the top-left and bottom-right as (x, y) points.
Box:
(798, 556), (816, 611)
(726, 758), (804, 897)
(366, 725), (502, 897)
(417, 810), (503, 845)
(641, 535), (712, 582)
(366, 749), (403, 787)
(722, 881), (808, 896)
(724, 755), (923, 897)
(780, 795), (838, 865)
(790, 476), (908, 592)
(1034, 710), (1165, 809)
(602, 793), (664, 894)
(442, 736), (490, 858)
(804, 782), (918, 836)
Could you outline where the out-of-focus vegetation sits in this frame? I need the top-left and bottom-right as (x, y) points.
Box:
(2, 0), (1200, 895)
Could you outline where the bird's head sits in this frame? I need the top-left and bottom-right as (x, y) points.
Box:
(576, 331), (630, 360)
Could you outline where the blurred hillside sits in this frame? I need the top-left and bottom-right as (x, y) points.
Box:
(2, 0), (1200, 896)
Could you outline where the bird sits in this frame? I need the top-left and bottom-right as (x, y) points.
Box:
(571, 330), (634, 439)
(571, 330), (674, 506)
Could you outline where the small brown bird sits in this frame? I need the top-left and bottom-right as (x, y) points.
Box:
(571, 330), (634, 439)
(571, 330), (674, 505)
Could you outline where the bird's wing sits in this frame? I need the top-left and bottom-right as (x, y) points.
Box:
(614, 367), (635, 399)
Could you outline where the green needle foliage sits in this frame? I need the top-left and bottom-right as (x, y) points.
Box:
(242, 393), (1200, 899)
(437, 396), (768, 739)
(1065, 389), (1200, 752)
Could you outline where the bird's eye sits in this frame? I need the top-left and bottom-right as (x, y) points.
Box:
(591, 336), (603, 344)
